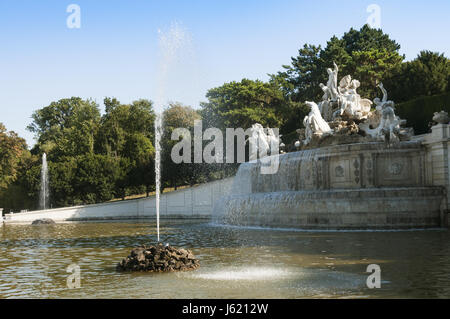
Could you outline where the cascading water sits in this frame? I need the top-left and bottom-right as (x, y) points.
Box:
(213, 141), (443, 229)
(39, 153), (49, 210)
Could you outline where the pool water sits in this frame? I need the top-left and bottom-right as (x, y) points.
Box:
(0, 220), (449, 298)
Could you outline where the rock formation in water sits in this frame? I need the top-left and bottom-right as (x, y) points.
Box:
(116, 243), (200, 272)
(31, 218), (55, 225)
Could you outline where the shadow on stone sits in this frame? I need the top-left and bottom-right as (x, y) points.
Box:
(116, 243), (200, 272)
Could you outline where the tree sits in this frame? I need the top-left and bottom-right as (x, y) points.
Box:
(96, 98), (156, 197)
(272, 44), (324, 103)
(201, 79), (291, 131)
(96, 98), (155, 156)
(162, 103), (202, 190)
(47, 156), (78, 207)
(0, 124), (33, 212)
(273, 25), (404, 102)
(0, 123), (29, 190)
(125, 132), (155, 196)
(74, 154), (129, 204)
(385, 51), (450, 103)
(27, 97), (101, 158)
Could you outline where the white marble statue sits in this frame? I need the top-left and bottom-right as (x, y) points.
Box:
(266, 128), (281, 148)
(319, 64), (372, 121)
(300, 65), (411, 147)
(334, 75), (372, 120)
(317, 62), (339, 121)
(326, 62), (339, 101)
(247, 124), (281, 160)
(359, 82), (405, 142)
(303, 101), (332, 145)
(373, 82), (394, 111)
(432, 110), (449, 124)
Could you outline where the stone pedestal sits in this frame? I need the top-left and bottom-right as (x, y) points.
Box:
(218, 141), (445, 229)
(423, 123), (450, 227)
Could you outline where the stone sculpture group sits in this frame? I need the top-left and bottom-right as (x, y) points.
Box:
(247, 123), (284, 161)
(298, 63), (413, 148)
(245, 63), (446, 154)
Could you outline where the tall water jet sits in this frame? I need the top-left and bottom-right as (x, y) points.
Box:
(39, 153), (49, 210)
(153, 22), (193, 242)
(154, 113), (162, 242)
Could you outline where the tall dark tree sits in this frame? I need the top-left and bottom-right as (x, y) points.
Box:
(273, 25), (404, 102)
(385, 51), (450, 103)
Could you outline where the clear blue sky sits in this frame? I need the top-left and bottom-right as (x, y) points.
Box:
(0, 0), (449, 147)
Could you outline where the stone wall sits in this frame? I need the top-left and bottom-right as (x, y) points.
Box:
(218, 187), (443, 229)
(4, 178), (233, 223)
(235, 141), (427, 194)
(217, 130), (449, 229)
(423, 123), (450, 226)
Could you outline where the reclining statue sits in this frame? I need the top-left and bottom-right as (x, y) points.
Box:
(303, 101), (332, 145)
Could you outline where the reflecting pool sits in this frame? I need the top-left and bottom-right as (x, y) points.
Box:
(0, 220), (449, 298)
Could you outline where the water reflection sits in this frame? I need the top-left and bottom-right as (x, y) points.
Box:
(0, 221), (449, 298)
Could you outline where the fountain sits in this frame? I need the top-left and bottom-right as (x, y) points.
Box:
(155, 113), (162, 242)
(117, 23), (200, 272)
(116, 243), (200, 272)
(39, 153), (49, 210)
(215, 64), (447, 229)
(152, 22), (192, 242)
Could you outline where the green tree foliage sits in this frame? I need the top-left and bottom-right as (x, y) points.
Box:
(96, 98), (156, 197)
(385, 51), (450, 103)
(27, 97), (101, 157)
(46, 154), (129, 206)
(201, 78), (302, 134)
(0, 124), (33, 212)
(0, 123), (28, 190)
(73, 154), (129, 205)
(274, 25), (404, 102)
(162, 103), (202, 189)
(96, 98), (155, 156)
(395, 91), (450, 134)
(11, 97), (158, 209)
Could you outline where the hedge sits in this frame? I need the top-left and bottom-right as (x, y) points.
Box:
(395, 91), (450, 134)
